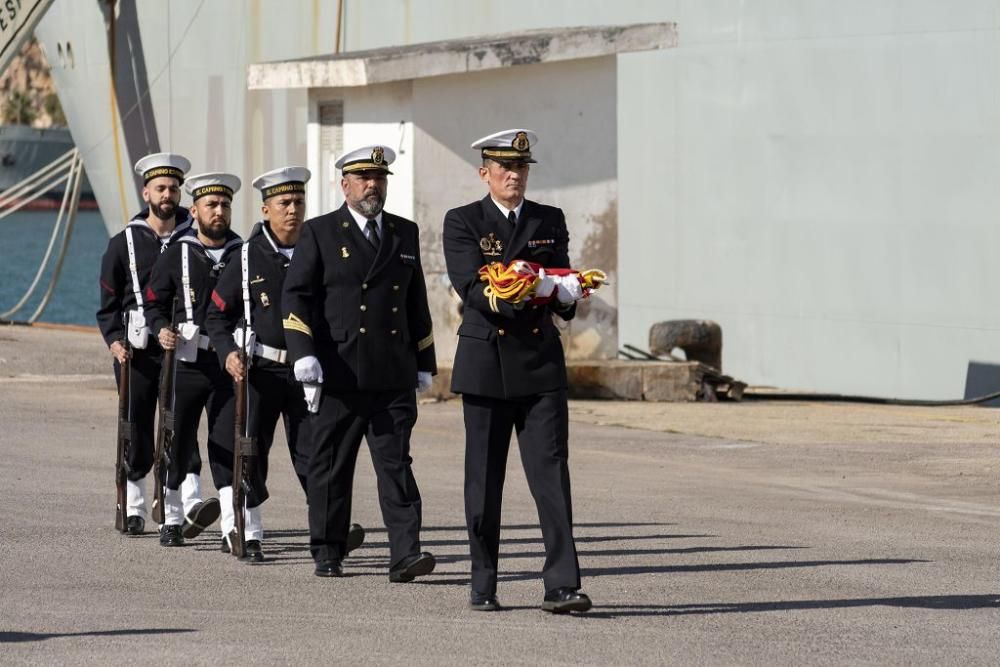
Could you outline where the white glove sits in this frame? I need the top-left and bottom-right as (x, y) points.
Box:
(555, 275), (584, 304)
(294, 356), (323, 384)
(534, 267), (557, 299)
(416, 371), (433, 393)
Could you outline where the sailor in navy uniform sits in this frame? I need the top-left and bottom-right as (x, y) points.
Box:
(96, 152), (209, 536)
(145, 173), (243, 548)
(204, 166), (364, 562)
(442, 129), (592, 613)
(281, 145), (437, 580)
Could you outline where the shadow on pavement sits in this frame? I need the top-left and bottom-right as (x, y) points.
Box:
(399, 557), (926, 588)
(582, 594), (1000, 618)
(261, 522), (676, 540)
(499, 545), (809, 560)
(0, 628), (196, 643)
(357, 534), (715, 549)
(492, 558), (929, 583)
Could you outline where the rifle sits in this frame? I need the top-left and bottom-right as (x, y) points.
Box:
(232, 321), (257, 559)
(151, 299), (178, 525)
(114, 340), (133, 532)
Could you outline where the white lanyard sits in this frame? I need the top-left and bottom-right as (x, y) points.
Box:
(124, 228), (144, 316)
(241, 241), (252, 329)
(181, 243), (194, 323)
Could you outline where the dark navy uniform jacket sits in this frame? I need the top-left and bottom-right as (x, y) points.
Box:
(443, 195), (576, 399)
(96, 209), (192, 346)
(145, 232), (242, 339)
(205, 222), (291, 366)
(281, 203), (436, 392)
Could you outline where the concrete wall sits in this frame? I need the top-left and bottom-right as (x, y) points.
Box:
(615, 2), (1000, 400)
(306, 58), (619, 364)
(410, 57), (618, 363)
(309, 80), (415, 220)
(341, 0), (1000, 400)
(38, 0), (1000, 398)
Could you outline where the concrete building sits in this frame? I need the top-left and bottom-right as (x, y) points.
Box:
(35, 1), (1000, 399)
(249, 24), (676, 364)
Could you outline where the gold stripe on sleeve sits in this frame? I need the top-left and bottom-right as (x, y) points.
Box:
(282, 313), (313, 337)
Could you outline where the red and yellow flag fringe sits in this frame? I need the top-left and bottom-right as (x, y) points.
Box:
(478, 260), (608, 309)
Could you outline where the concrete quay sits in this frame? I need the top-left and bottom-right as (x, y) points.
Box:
(1, 323), (998, 665)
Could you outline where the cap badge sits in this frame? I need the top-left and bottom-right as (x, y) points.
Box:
(512, 132), (530, 152)
(372, 146), (385, 165)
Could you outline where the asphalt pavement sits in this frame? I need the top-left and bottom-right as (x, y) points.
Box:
(1, 325), (998, 665)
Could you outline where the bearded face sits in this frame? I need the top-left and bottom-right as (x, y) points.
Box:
(191, 195), (232, 241)
(341, 171), (387, 218)
(143, 176), (182, 220)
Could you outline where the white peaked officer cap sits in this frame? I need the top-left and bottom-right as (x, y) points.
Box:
(252, 166), (312, 200)
(184, 172), (242, 201)
(471, 129), (538, 163)
(134, 152), (191, 184)
(335, 145), (395, 175)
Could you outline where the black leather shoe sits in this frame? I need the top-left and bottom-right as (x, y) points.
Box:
(241, 540), (264, 563)
(314, 560), (344, 577)
(388, 552), (435, 583)
(469, 591), (501, 612)
(159, 524), (184, 547)
(125, 515), (145, 536)
(542, 587), (592, 614)
(182, 498), (221, 539)
(346, 523), (365, 554)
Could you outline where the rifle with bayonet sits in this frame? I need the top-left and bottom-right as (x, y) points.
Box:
(231, 320), (257, 559)
(114, 339), (133, 532)
(151, 298), (178, 525)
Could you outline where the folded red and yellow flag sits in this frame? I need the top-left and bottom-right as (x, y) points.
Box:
(477, 260), (607, 311)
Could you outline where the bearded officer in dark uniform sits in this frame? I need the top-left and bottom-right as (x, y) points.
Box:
(204, 166), (365, 562)
(282, 145), (437, 580)
(442, 129), (592, 613)
(96, 152), (212, 536)
(146, 172), (243, 548)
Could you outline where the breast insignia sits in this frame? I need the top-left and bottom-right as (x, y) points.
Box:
(341, 246), (350, 258)
(479, 233), (503, 257)
(260, 292), (271, 308)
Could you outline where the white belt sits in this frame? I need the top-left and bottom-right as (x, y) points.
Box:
(253, 341), (287, 364)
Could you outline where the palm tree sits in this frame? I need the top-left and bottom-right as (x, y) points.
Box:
(3, 90), (38, 125)
(43, 93), (66, 126)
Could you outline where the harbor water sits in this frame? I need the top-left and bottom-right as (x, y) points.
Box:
(0, 211), (108, 326)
